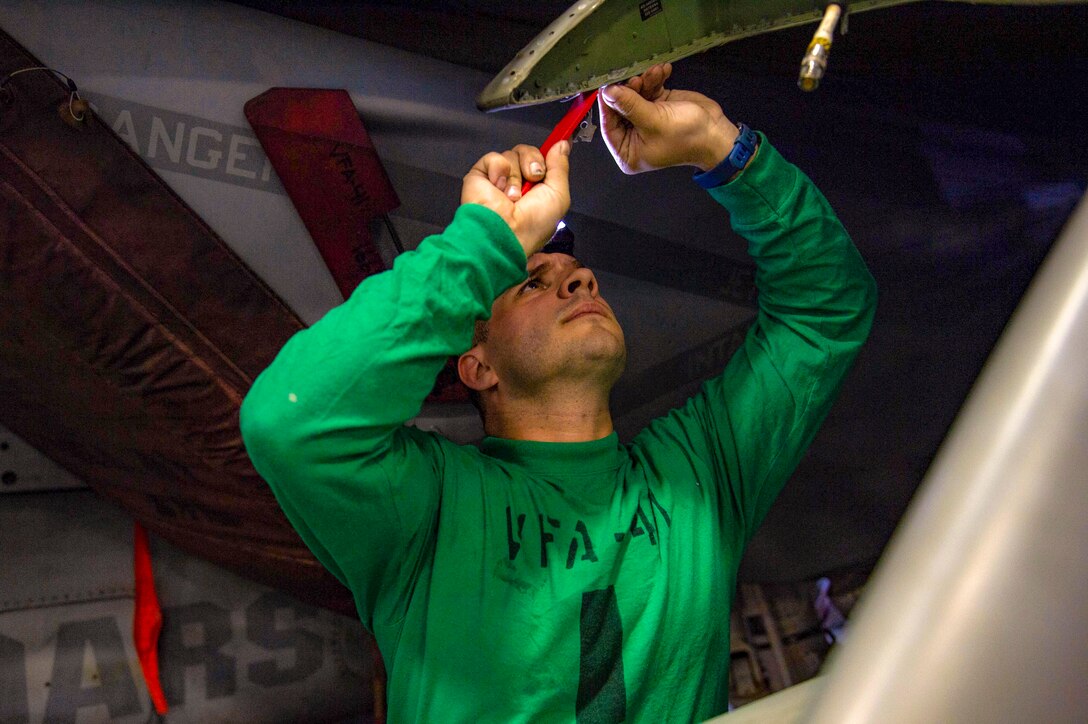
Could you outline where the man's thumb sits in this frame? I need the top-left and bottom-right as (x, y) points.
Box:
(601, 83), (652, 126)
(542, 140), (571, 196)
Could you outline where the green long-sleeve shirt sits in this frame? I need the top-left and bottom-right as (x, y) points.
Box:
(241, 137), (876, 723)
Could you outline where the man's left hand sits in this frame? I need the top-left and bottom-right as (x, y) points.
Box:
(599, 63), (739, 174)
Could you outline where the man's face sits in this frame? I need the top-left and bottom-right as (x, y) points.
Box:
(478, 252), (626, 396)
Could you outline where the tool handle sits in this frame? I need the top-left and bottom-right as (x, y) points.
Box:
(521, 89), (599, 195)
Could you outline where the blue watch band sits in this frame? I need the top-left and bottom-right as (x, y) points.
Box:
(693, 123), (758, 189)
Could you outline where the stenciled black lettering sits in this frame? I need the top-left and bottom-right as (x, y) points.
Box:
(330, 143), (350, 166)
(577, 586), (627, 723)
(329, 144), (368, 206)
(635, 504), (657, 546)
(160, 602), (236, 704)
(506, 507), (526, 560)
(614, 494), (671, 546)
(43, 617), (141, 723)
(646, 489), (672, 528)
(246, 592), (323, 686)
(0, 633), (28, 724)
(539, 514), (560, 568)
(566, 520), (600, 569)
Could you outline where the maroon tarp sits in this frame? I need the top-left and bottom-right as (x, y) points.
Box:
(0, 29), (355, 616)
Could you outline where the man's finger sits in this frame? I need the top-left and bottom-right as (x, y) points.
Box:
(477, 151), (512, 192)
(640, 63), (672, 101)
(597, 92), (629, 171)
(600, 83), (656, 129)
(598, 89), (624, 134)
(501, 150), (523, 199)
(513, 144), (546, 181)
(539, 140), (571, 202)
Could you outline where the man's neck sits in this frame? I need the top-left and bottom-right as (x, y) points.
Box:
(484, 385), (614, 442)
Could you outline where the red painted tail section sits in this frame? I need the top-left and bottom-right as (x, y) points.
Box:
(244, 88), (399, 298)
(245, 87), (468, 403)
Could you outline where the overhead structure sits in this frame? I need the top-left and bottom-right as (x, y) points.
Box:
(477, 0), (1088, 110)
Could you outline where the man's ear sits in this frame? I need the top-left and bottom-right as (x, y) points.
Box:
(458, 347), (498, 392)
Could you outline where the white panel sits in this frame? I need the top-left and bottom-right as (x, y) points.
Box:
(804, 193), (1088, 722)
(0, 424), (85, 495)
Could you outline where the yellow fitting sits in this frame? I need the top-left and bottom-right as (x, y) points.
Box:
(798, 4), (842, 92)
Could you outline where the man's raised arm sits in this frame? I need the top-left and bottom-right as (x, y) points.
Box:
(239, 143), (570, 621)
(601, 65), (877, 544)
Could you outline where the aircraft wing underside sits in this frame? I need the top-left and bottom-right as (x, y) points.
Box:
(477, 0), (1088, 110)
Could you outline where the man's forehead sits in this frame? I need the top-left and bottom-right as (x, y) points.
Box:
(525, 252), (581, 275)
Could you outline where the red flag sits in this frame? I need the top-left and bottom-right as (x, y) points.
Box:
(133, 522), (168, 715)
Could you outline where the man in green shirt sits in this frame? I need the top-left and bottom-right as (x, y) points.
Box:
(241, 65), (877, 722)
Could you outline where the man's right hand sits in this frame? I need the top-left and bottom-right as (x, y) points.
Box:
(461, 142), (571, 258)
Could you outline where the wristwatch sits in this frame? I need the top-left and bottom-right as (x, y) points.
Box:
(693, 123), (758, 189)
